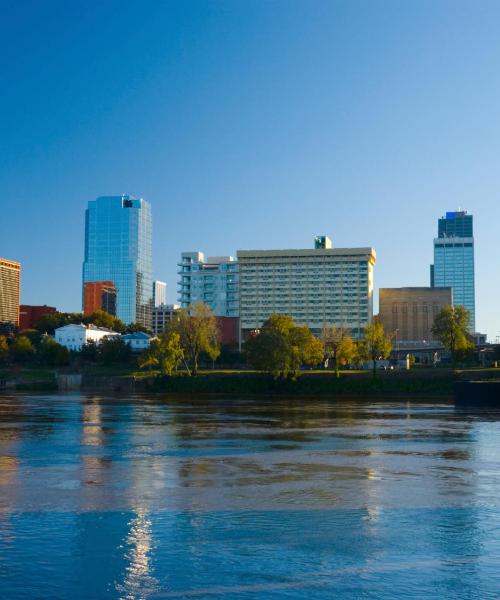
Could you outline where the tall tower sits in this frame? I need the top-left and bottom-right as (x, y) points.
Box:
(0, 258), (21, 326)
(83, 195), (153, 327)
(431, 211), (475, 331)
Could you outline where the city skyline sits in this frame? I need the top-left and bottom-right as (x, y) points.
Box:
(2, 2), (500, 337)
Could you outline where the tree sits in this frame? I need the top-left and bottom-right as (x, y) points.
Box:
(0, 335), (9, 364)
(337, 336), (357, 370)
(39, 337), (70, 366)
(80, 340), (99, 363)
(245, 314), (324, 378)
(97, 337), (132, 365)
(139, 330), (184, 375)
(82, 310), (126, 333)
(321, 325), (352, 378)
(363, 319), (392, 377)
(19, 328), (43, 347)
(431, 305), (474, 367)
(170, 303), (220, 376)
(125, 322), (153, 335)
(9, 335), (35, 364)
(35, 312), (78, 334)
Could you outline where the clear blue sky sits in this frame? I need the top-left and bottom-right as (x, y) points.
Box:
(2, 1), (500, 339)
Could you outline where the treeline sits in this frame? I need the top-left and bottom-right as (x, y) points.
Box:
(0, 309), (149, 368)
(142, 306), (393, 378)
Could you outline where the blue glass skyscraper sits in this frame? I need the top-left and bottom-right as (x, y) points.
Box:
(83, 195), (153, 327)
(431, 211), (475, 331)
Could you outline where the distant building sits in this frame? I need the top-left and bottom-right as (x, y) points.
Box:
(153, 281), (167, 307)
(151, 304), (179, 336)
(0, 258), (21, 326)
(83, 281), (117, 316)
(121, 331), (152, 351)
(55, 323), (120, 352)
(82, 195), (153, 327)
(19, 305), (56, 330)
(217, 316), (239, 347)
(379, 287), (453, 342)
(237, 236), (375, 343)
(178, 252), (239, 317)
(431, 211), (475, 331)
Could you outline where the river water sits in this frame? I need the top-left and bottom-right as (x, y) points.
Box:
(0, 393), (500, 599)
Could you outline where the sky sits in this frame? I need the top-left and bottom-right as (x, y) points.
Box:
(2, 0), (500, 340)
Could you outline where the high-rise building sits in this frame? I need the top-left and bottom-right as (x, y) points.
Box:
(178, 252), (239, 317)
(151, 303), (179, 336)
(82, 195), (153, 327)
(379, 287), (452, 342)
(430, 211), (475, 331)
(237, 236), (375, 343)
(153, 281), (167, 307)
(83, 281), (117, 316)
(0, 258), (21, 326)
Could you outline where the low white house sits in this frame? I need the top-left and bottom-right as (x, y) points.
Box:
(54, 323), (120, 351)
(121, 331), (152, 351)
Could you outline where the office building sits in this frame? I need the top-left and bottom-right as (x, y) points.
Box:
(82, 195), (153, 327)
(430, 211), (475, 331)
(379, 287), (453, 342)
(178, 252), (239, 317)
(0, 258), (21, 326)
(83, 281), (117, 316)
(19, 305), (56, 330)
(153, 281), (167, 307)
(151, 304), (180, 336)
(237, 236), (376, 343)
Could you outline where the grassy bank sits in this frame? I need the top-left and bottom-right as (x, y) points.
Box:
(141, 370), (455, 397)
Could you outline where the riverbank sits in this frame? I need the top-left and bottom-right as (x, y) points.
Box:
(2, 366), (499, 397)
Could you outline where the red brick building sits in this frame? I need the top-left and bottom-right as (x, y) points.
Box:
(216, 316), (239, 347)
(19, 305), (56, 330)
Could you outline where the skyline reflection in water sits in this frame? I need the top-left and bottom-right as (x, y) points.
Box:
(0, 393), (499, 599)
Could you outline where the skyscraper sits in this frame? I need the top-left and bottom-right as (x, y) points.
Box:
(83, 195), (153, 327)
(430, 211), (475, 331)
(153, 281), (167, 307)
(0, 258), (21, 326)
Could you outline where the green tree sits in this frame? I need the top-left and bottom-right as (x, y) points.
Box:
(83, 310), (126, 333)
(0, 335), (9, 364)
(19, 328), (43, 347)
(139, 330), (184, 375)
(80, 340), (99, 363)
(35, 312), (75, 334)
(39, 337), (70, 366)
(125, 322), (153, 335)
(97, 337), (132, 365)
(431, 305), (474, 367)
(245, 314), (324, 378)
(10, 335), (35, 363)
(363, 319), (392, 377)
(170, 303), (220, 376)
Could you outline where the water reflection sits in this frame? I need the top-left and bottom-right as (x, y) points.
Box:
(0, 394), (499, 598)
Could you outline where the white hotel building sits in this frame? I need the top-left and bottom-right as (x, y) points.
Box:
(237, 236), (376, 344)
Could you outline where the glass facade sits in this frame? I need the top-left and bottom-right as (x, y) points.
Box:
(83, 195), (153, 327)
(432, 211), (475, 331)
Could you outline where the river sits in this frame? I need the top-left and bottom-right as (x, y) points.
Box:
(0, 393), (499, 598)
